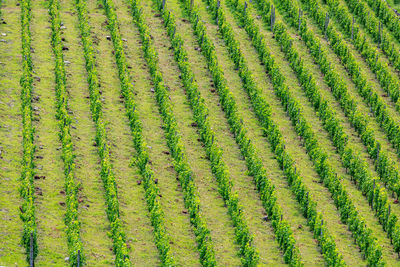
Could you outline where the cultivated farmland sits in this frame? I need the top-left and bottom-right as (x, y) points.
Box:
(2, 0), (400, 265)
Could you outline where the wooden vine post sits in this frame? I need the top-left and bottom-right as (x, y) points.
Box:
(271, 5), (275, 32)
(216, 0), (220, 24)
(324, 12), (329, 40)
(298, 9), (302, 32)
(30, 233), (34, 267)
(378, 22), (381, 48)
(77, 250), (81, 267)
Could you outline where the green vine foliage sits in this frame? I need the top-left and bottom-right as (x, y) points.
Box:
(341, 0), (400, 73)
(181, 0), (354, 265)
(268, 0), (400, 205)
(320, 0), (400, 111)
(250, 0), (398, 263)
(74, 0), (179, 264)
(72, 0), (136, 265)
(131, 0), (262, 265)
(267, 0), (400, 251)
(228, 0), (389, 264)
(149, 0), (318, 264)
(299, 0), (400, 256)
(301, 0), (400, 162)
(19, 0), (38, 262)
(363, 0), (400, 42)
(47, 0), (85, 264)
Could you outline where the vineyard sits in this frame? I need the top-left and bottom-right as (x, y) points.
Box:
(3, 0), (400, 265)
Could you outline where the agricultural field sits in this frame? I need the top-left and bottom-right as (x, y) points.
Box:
(2, 0), (400, 265)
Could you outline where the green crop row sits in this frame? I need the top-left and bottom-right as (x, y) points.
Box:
(260, 0), (400, 255)
(74, 0), (178, 264)
(252, 0), (394, 262)
(132, 0), (225, 264)
(321, 0), (400, 112)
(363, 0), (400, 43)
(47, 0), (85, 264)
(299, 0), (400, 255)
(186, 0), (357, 264)
(230, 0), (391, 264)
(273, 0), (400, 214)
(307, 0), (400, 158)
(72, 0), (133, 264)
(133, 0), (263, 264)
(19, 0), (38, 262)
(155, 0), (313, 263)
(342, 0), (400, 73)
(325, 0), (400, 114)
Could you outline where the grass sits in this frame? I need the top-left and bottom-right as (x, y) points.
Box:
(86, 0), (162, 264)
(0, 0), (26, 264)
(143, 0), (292, 264)
(58, 0), (116, 264)
(297, 0), (400, 220)
(30, 0), (69, 264)
(205, 0), (362, 264)
(252, 0), (400, 261)
(112, 0), (203, 265)
(180, 0), (328, 265)
(247, 0), (400, 263)
(388, 0), (400, 11)
(163, 4), (287, 267)
(125, 1), (244, 264)
(2, 0), (400, 263)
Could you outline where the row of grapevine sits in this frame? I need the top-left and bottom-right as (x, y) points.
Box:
(302, 0), (400, 161)
(320, 0), (400, 116)
(132, 0), (260, 265)
(74, 0), (176, 264)
(155, 0), (308, 264)
(184, 0), (351, 264)
(19, 0), (38, 262)
(130, 0), (222, 264)
(99, 0), (183, 264)
(299, 0), (400, 248)
(362, 0), (400, 43)
(300, 0), (400, 192)
(342, 0), (400, 72)
(47, 0), (84, 264)
(229, 0), (388, 264)
(252, 0), (400, 261)
(273, 0), (400, 204)
(256, 0), (397, 258)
